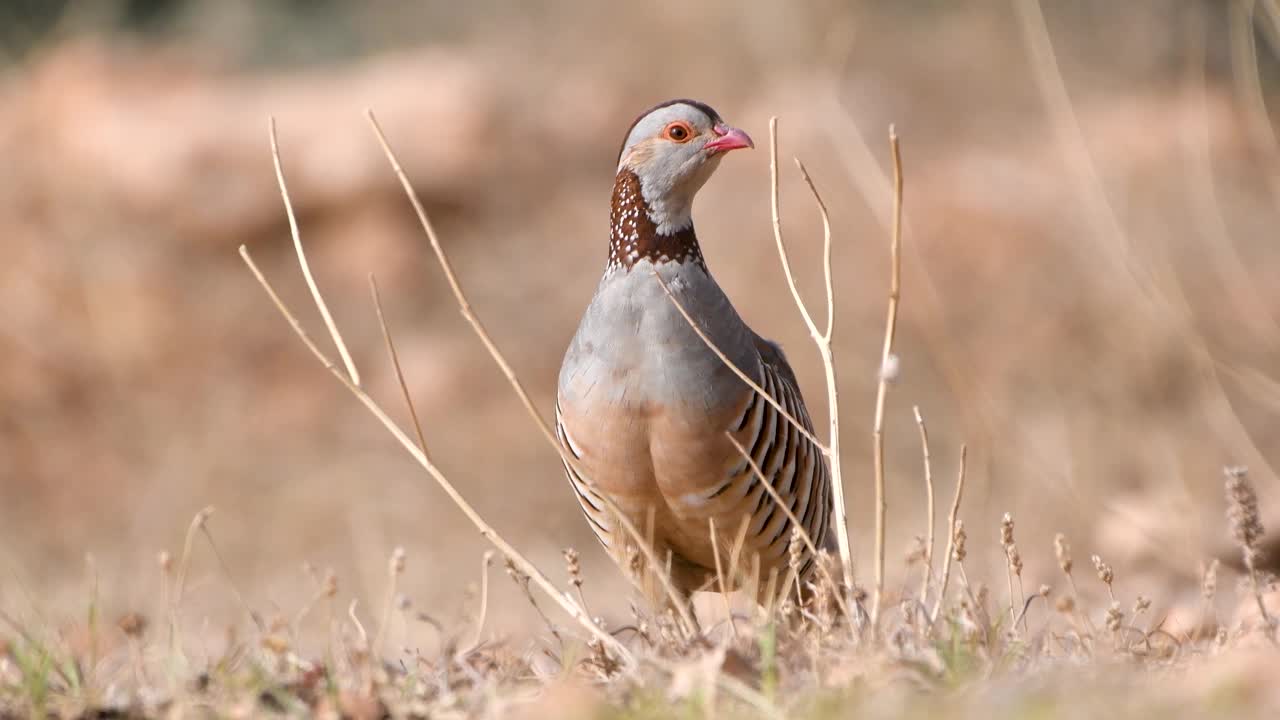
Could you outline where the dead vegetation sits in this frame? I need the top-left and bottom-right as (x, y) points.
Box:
(4, 1), (1280, 717)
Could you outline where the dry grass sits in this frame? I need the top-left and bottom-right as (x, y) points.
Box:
(7, 62), (1280, 720)
(5, 2), (1280, 718)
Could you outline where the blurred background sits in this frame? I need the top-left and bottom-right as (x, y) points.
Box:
(1, 0), (1278, 645)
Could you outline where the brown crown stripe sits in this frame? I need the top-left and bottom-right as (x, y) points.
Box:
(607, 170), (705, 272)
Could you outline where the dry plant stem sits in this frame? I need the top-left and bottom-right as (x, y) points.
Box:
(930, 444), (968, 624)
(238, 246), (632, 665)
(369, 274), (429, 454)
(364, 111), (697, 640)
(198, 523), (264, 633)
(268, 117), (360, 386)
(372, 548), (403, 657)
(726, 433), (852, 622)
(766, 117), (853, 599)
(913, 405), (935, 601)
(1005, 562), (1017, 631)
(708, 517), (738, 640)
(170, 505), (214, 656)
(466, 551), (495, 652)
(871, 125), (904, 627)
(507, 565), (564, 649)
(347, 599), (368, 647)
(172, 507), (214, 614)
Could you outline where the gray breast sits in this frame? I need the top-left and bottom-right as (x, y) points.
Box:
(558, 259), (759, 413)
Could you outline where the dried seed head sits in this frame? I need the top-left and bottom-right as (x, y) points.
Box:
(1201, 558), (1220, 602)
(323, 569), (338, 598)
(1133, 595), (1151, 615)
(1055, 595), (1075, 614)
(261, 633), (290, 655)
(1105, 602), (1123, 634)
(906, 535), (926, 565)
(117, 612), (147, 638)
(626, 545), (643, 578)
(157, 551), (172, 574)
(563, 548), (583, 588)
(788, 527), (804, 576)
(1091, 554), (1113, 587)
(390, 546), (406, 575)
(1000, 512), (1015, 548)
(1006, 543), (1023, 577)
(952, 520), (968, 562)
(1054, 533), (1073, 575)
(1225, 466), (1266, 570)
(1038, 584), (1051, 598)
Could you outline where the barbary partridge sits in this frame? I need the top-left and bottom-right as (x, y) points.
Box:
(555, 99), (834, 601)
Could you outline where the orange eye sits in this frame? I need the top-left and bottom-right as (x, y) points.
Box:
(663, 121), (694, 143)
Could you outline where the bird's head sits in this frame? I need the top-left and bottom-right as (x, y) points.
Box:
(615, 99), (753, 235)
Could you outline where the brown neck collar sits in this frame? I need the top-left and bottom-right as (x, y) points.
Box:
(607, 170), (705, 272)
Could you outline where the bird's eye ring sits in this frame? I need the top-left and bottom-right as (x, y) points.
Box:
(663, 121), (694, 143)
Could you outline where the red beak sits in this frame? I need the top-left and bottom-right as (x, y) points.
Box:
(704, 124), (754, 155)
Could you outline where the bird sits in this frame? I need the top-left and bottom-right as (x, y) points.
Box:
(555, 99), (834, 604)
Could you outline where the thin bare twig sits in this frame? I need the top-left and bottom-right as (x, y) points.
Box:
(871, 125), (904, 626)
(369, 274), (429, 455)
(348, 599), (368, 648)
(930, 445), (968, 624)
(464, 551), (495, 653)
(914, 406), (935, 602)
(198, 521), (265, 633)
(268, 117), (361, 386)
(372, 546), (405, 657)
(169, 505), (215, 658)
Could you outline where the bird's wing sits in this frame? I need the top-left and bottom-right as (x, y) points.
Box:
(656, 333), (833, 586)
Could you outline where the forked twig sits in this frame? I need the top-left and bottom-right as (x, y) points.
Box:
(930, 445), (968, 623)
(363, 111), (698, 639)
(871, 125), (904, 626)
(766, 116), (854, 599)
(268, 117), (361, 386)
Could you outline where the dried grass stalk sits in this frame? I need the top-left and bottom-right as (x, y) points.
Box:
(870, 125), (905, 627)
